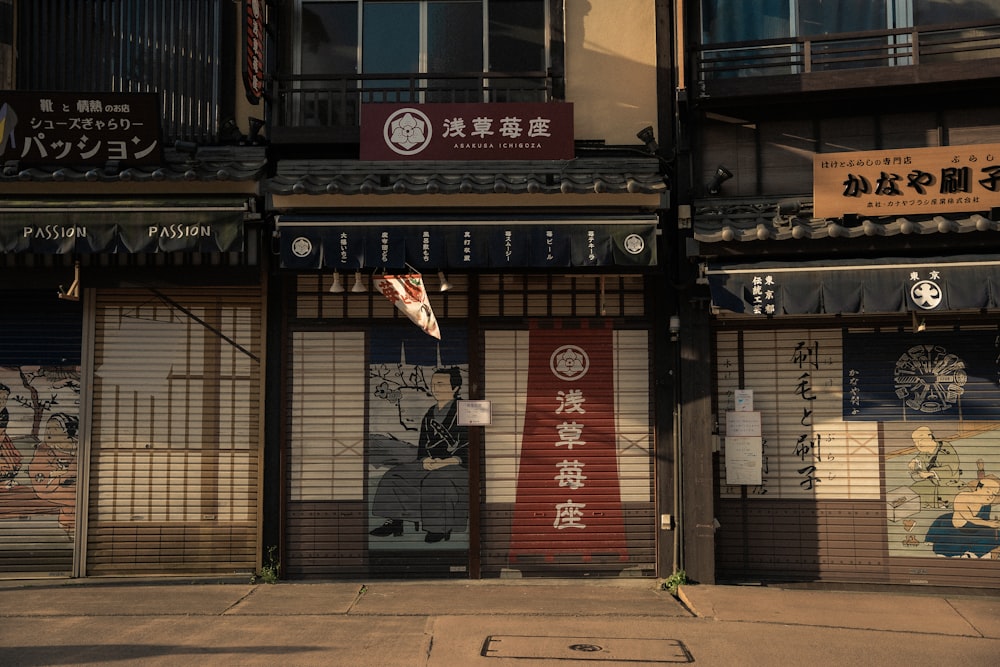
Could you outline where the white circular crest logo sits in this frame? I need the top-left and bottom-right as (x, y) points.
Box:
(383, 108), (433, 156)
(623, 233), (646, 255)
(910, 279), (942, 310)
(290, 236), (313, 258)
(550, 345), (590, 381)
(893, 344), (966, 413)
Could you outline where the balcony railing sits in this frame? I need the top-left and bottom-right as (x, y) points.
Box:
(696, 21), (1000, 94)
(269, 71), (557, 144)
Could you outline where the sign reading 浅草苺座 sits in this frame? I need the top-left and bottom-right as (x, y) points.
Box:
(360, 102), (574, 161)
(813, 144), (1000, 218)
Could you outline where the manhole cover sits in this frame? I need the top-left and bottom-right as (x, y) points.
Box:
(482, 635), (693, 663)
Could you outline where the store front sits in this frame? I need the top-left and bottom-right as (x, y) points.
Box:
(274, 224), (663, 579)
(705, 254), (1000, 588)
(0, 197), (265, 577)
(265, 103), (670, 578)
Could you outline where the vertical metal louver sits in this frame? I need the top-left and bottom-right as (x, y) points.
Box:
(16, 0), (223, 143)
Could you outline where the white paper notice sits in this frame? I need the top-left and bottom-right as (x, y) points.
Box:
(734, 389), (753, 412)
(725, 410), (761, 437)
(725, 435), (763, 485)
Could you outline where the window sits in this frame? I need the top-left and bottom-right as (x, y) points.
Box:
(15, 0), (230, 143)
(293, 0), (548, 117)
(700, 0), (1000, 77)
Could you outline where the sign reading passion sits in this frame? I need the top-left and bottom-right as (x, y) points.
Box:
(360, 102), (574, 161)
(0, 91), (161, 166)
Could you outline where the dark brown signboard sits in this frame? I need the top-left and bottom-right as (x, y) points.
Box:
(360, 102), (574, 161)
(0, 91), (161, 166)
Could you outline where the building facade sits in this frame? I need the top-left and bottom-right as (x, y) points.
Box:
(679, 0), (1000, 588)
(0, 1), (267, 577)
(261, 0), (675, 579)
(1, 0), (684, 582)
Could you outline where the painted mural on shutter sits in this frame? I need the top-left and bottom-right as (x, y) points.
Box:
(482, 325), (654, 577)
(286, 324), (469, 578)
(0, 292), (81, 573)
(844, 329), (1000, 565)
(716, 325), (1000, 586)
(87, 290), (261, 575)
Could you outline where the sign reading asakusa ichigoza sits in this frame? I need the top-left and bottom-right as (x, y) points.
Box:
(360, 102), (574, 161)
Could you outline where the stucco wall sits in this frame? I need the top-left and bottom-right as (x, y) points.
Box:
(565, 0), (658, 145)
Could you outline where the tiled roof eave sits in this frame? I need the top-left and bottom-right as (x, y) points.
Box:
(692, 198), (999, 244)
(262, 158), (668, 196)
(0, 147), (268, 184)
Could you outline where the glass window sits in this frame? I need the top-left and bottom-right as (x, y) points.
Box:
(915, 0), (1000, 25)
(293, 0), (547, 105)
(489, 0), (546, 72)
(798, 0), (887, 35)
(914, 0), (1000, 64)
(16, 0), (226, 142)
(701, 0), (793, 44)
(301, 1), (359, 74)
(363, 2), (420, 74)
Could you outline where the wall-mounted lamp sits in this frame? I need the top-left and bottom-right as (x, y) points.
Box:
(636, 126), (659, 154)
(351, 270), (367, 293)
(669, 315), (681, 341)
(438, 271), (452, 292)
(329, 272), (345, 293)
(912, 311), (926, 333)
(707, 165), (733, 195)
(58, 262), (81, 301)
(247, 117), (265, 145)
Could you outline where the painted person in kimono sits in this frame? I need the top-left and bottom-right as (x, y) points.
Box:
(370, 367), (468, 543)
(907, 426), (963, 509)
(0, 384), (23, 482)
(925, 474), (1000, 559)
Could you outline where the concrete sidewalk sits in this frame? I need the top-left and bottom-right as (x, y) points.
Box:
(0, 577), (997, 665)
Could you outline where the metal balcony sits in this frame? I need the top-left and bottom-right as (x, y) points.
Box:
(695, 21), (1000, 102)
(269, 71), (558, 144)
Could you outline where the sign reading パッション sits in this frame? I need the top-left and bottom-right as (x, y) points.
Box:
(360, 103), (574, 161)
(0, 91), (161, 166)
(813, 144), (1000, 218)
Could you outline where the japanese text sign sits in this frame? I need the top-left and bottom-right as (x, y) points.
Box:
(0, 91), (161, 166)
(813, 144), (1000, 218)
(508, 321), (628, 563)
(360, 102), (574, 161)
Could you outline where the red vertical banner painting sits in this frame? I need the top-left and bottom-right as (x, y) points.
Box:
(509, 320), (628, 564)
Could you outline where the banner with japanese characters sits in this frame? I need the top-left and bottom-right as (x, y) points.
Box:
(0, 91), (161, 166)
(508, 321), (628, 563)
(814, 143), (1000, 218)
(843, 330), (1000, 421)
(373, 274), (441, 340)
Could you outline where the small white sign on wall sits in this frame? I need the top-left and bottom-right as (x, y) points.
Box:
(457, 400), (492, 426)
(725, 411), (763, 485)
(734, 389), (753, 412)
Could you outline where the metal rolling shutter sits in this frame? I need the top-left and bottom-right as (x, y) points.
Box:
(715, 324), (1000, 588)
(86, 289), (262, 575)
(0, 291), (82, 574)
(286, 330), (368, 578)
(286, 327), (472, 579)
(481, 327), (655, 577)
